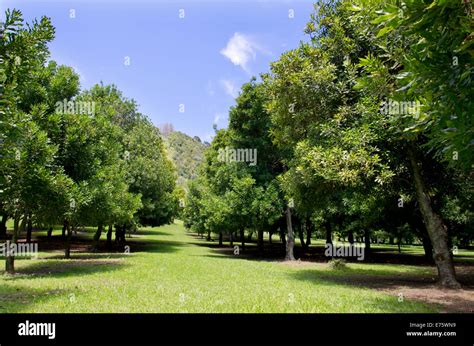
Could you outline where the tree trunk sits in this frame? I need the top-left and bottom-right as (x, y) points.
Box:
(0, 214), (7, 239)
(115, 225), (126, 245)
(218, 232), (223, 246)
(230, 232), (233, 247)
(269, 231), (272, 244)
(106, 225), (113, 248)
(47, 226), (53, 239)
(247, 231), (253, 242)
(305, 219), (312, 247)
(364, 229), (371, 257)
(298, 226), (306, 252)
(280, 228), (286, 252)
(65, 221), (71, 259)
(121, 225), (126, 244)
(5, 215), (20, 273)
(421, 236), (433, 262)
(325, 222), (332, 245)
(285, 207), (295, 261)
(389, 236), (394, 245)
(206, 231), (211, 241)
(408, 148), (460, 288)
(240, 229), (245, 251)
(348, 230), (354, 244)
(257, 229), (264, 254)
(62, 221), (67, 238)
(93, 224), (103, 251)
(26, 215), (33, 243)
(19, 216), (25, 236)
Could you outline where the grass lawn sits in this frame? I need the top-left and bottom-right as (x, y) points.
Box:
(0, 221), (455, 313)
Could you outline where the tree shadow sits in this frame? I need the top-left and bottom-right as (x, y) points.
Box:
(31, 234), (184, 256)
(289, 267), (437, 288)
(2, 258), (128, 280)
(126, 238), (188, 253)
(290, 265), (474, 293)
(133, 228), (173, 236)
(191, 235), (474, 267)
(0, 285), (75, 313)
(288, 267), (474, 312)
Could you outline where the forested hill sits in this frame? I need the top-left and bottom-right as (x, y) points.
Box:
(161, 128), (209, 187)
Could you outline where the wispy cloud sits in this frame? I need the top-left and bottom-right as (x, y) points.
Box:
(213, 112), (227, 127)
(206, 80), (216, 96)
(70, 65), (86, 84)
(220, 32), (265, 73)
(203, 132), (215, 143)
(220, 79), (239, 98)
(50, 53), (87, 84)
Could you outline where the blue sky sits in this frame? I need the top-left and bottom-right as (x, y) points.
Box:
(2, 0), (315, 141)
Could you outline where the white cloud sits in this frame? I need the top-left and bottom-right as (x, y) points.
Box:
(220, 79), (239, 98)
(220, 32), (263, 73)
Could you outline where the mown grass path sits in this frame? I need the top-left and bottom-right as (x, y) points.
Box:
(0, 221), (439, 313)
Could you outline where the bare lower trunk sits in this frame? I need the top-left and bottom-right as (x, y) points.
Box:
(364, 229), (371, 257)
(408, 148), (460, 288)
(62, 221), (67, 238)
(106, 225), (113, 248)
(298, 226), (306, 252)
(65, 221), (71, 259)
(93, 224), (103, 251)
(26, 215), (32, 243)
(47, 226), (53, 239)
(280, 228), (286, 252)
(285, 207), (295, 261)
(5, 256), (14, 272)
(348, 230), (354, 244)
(218, 232), (223, 246)
(257, 229), (264, 254)
(240, 229), (245, 251)
(305, 219), (312, 247)
(230, 232), (233, 247)
(0, 214), (7, 239)
(6, 215), (20, 273)
(421, 236), (433, 262)
(325, 222), (332, 245)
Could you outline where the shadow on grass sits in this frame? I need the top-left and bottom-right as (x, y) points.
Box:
(132, 228), (173, 237)
(125, 238), (188, 254)
(289, 266), (474, 289)
(289, 267), (474, 312)
(193, 236), (474, 268)
(2, 257), (128, 280)
(31, 234), (185, 256)
(0, 285), (74, 313)
(40, 253), (130, 260)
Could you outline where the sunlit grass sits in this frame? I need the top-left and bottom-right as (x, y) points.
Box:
(0, 221), (458, 313)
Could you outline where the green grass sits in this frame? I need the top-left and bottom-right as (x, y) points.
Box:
(0, 221), (446, 313)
